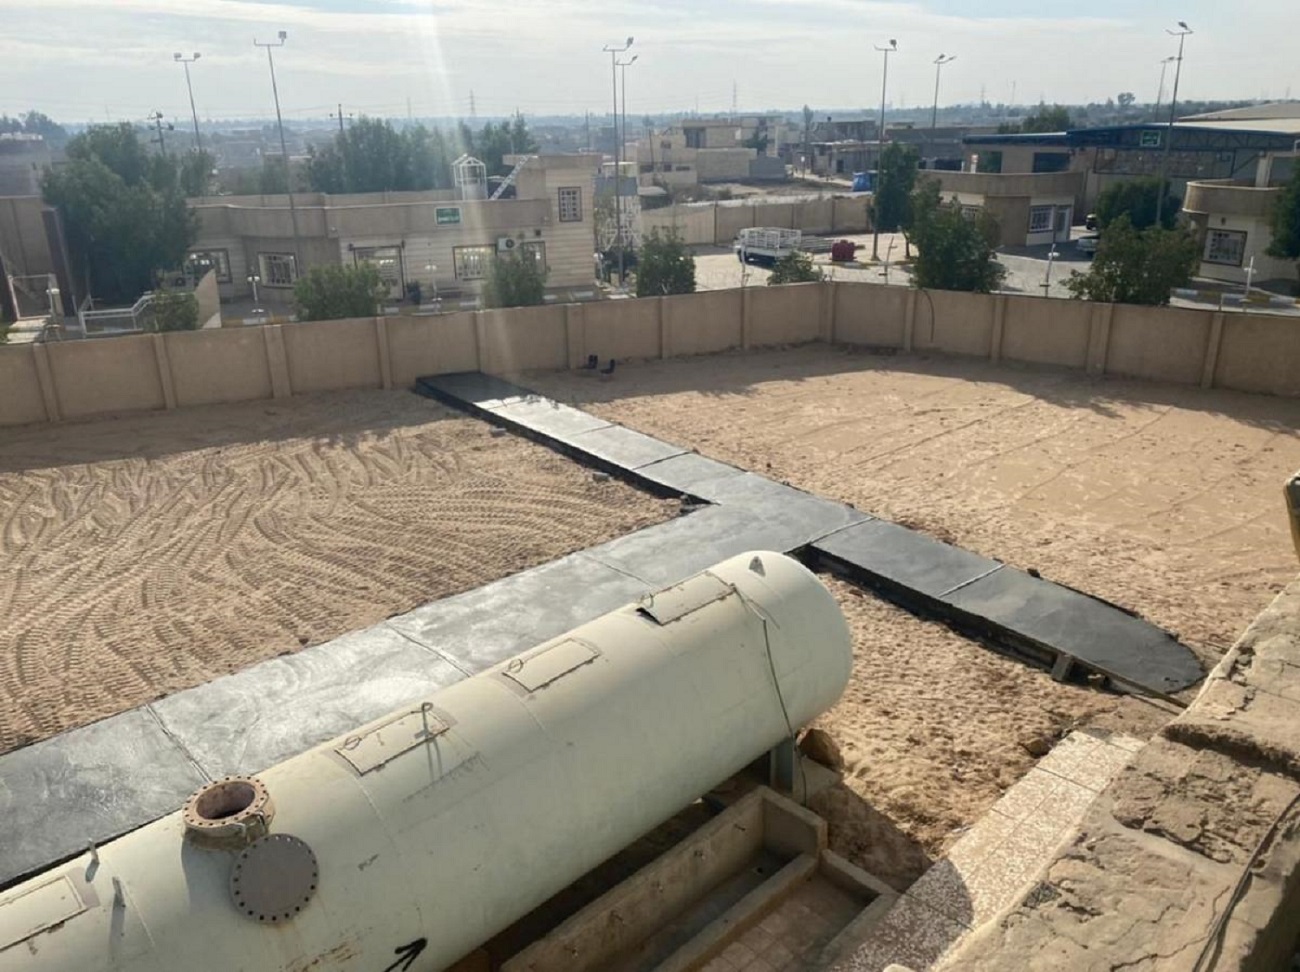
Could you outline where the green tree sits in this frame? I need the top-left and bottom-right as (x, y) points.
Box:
(1094, 177), (1179, 231)
(635, 229), (696, 297)
(1117, 92), (1137, 111)
(179, 150), (216, 198)
(148, 289), (199, 331)
(1065, 214), (1198, 305)
(293, 264), (387, 321)
(484, 250), (547, 308)
(767, 251), (823, 285)
(42, 123), (198, 304)
(873, 142), (920, 234)
(908, 179), (1007, 293)
(1020, 104), (1072, 133)
(1266, 161), (1300, 285)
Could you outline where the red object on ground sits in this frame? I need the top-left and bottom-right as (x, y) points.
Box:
(831, 239), (857, 262)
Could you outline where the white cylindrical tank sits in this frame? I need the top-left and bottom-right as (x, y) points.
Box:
(0, 551), (851, 971)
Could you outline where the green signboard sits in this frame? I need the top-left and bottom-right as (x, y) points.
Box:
(1140, 130), (1162, 148)
(436, 207), (461, 225)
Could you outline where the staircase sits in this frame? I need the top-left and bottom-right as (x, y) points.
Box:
(489, 155), (535, 200)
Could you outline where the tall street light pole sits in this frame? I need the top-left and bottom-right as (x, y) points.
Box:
(603, 37), (634, 286)
(1154, 55), (1177, 114)
(617, 53), (638, 260)
(872, 39), (897, 262)
(931, 54), (956, 130)
(1155, 22), (1192, 229)
(173, 53), (202, 152)
(255, 31), (303, 285)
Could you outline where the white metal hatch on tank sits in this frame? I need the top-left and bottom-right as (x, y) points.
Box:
(0, 550), (852, 972)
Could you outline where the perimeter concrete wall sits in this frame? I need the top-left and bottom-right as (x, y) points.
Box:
(5, 282), (1300, 427)
(641, 195), (869, 246)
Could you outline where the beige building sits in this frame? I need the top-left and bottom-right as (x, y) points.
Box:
(1183, 151), (1298, 286)
(635, 117), (788, 187)
(928, 170), (1083, 247)
(187, 154), (599, 305)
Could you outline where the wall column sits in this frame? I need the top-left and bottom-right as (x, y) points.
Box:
(1086, 302), (1115, 377)
(473, 311), (488, 374)
(819, 281), (837, 343)
(741, 287), (753, 350)
(564, 303), (585, 369)
(903, 288), (918, 353)
(990, 294), (1008, 364)
(263, 324), (292, 399)
(151, 334), (177, 409)
(657, 297), (668, 359)
(30, 344), (61, 422)
(1201, 311), (1226, 389)
(374, 316), (393, 390)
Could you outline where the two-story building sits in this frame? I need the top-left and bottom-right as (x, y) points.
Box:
(186, 154), (600, 306)
(634, 116), (787, 188)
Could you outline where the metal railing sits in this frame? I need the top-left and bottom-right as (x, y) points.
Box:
(78, 293), (155, 337)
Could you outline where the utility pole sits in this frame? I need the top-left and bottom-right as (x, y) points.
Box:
(1155, 22), (1192, 229)
(603, 36), (634, 287)
(148, 111), (173, 157)
(255, 31), (303, 283)
(330, 104), (351, 135)
(618, 55), (638, 202)
(469, 90), (477, 120)
(173, 53), (202, 151)
(931, 54), (956, 130)
(872, 39), (897, 262)
(585, 110), (591, 152)
(732, 81), (738, 121)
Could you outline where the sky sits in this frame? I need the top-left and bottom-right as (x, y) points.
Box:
(1, 0), (1297, 126)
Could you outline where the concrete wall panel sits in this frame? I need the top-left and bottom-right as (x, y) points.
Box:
(480, 306), (567, 374)
(166, 328), (273, 407)
(1001, 295), (1092, 369)
(748, 283), (822, 347)
(0, 347), (47, 426)
(1106, 305), (1210, 385)
(582, 298), (661, 362)
(386, 313), (480, 386)
(834, 283), (907, 347)
(46, 336), (166, 419)
(664, 289), (742, 356)
(922, 289), (997, 357)
(280, 318), (383, 394)
(1215, 313), (1300, 396)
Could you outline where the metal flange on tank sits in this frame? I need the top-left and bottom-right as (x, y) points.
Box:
(182, 775), (319, 924)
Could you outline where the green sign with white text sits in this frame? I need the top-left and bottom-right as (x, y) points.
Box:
(436, 207), (461, 225)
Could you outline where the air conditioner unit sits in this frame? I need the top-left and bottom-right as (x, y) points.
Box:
(497, 237), (518, 254)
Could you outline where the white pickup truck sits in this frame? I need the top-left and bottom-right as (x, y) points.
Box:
(735, 227), (802, 267)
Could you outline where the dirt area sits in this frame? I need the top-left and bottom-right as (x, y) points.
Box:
(0, 390), (675, 754)
(524, 346), (1300, 871)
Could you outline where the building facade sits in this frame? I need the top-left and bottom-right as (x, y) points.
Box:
(187, 154), (600, 305)
(634, 117), (788, 187)
(1183, 151), (1298, 286)
(928, 170), (1083, 247)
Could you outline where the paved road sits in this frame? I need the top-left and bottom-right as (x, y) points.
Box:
(692, 232), (1300, 317)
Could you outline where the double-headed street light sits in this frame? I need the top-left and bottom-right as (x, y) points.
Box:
(173, 53), (202, 152)
(602, 36), (634, 286)
(931, 54), (956, 130)
(1155, 21), (1192, 228)
(872, 38), (897, 261)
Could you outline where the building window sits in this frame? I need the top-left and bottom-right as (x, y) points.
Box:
(960, 205), (983, 220)
(186, 249), (231, 283)
(1031, 152), (1070, 173)
(1205, 229), (1247, 267)
(1028, 206), (1055, 234)
(521, 241), (547, 272)
(354, 245), (404, 297)
(558, 187), (582, 223)
(685, 129), (704, 149)
(259, 252), (297, 288)
(453, 245), (495, 280)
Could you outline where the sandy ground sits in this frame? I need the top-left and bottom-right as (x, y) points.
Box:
(525, 346), (1300, 877)
(0, 391), (675, 754)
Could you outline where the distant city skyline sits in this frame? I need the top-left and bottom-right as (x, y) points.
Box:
(2, 0), (1296, 125)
